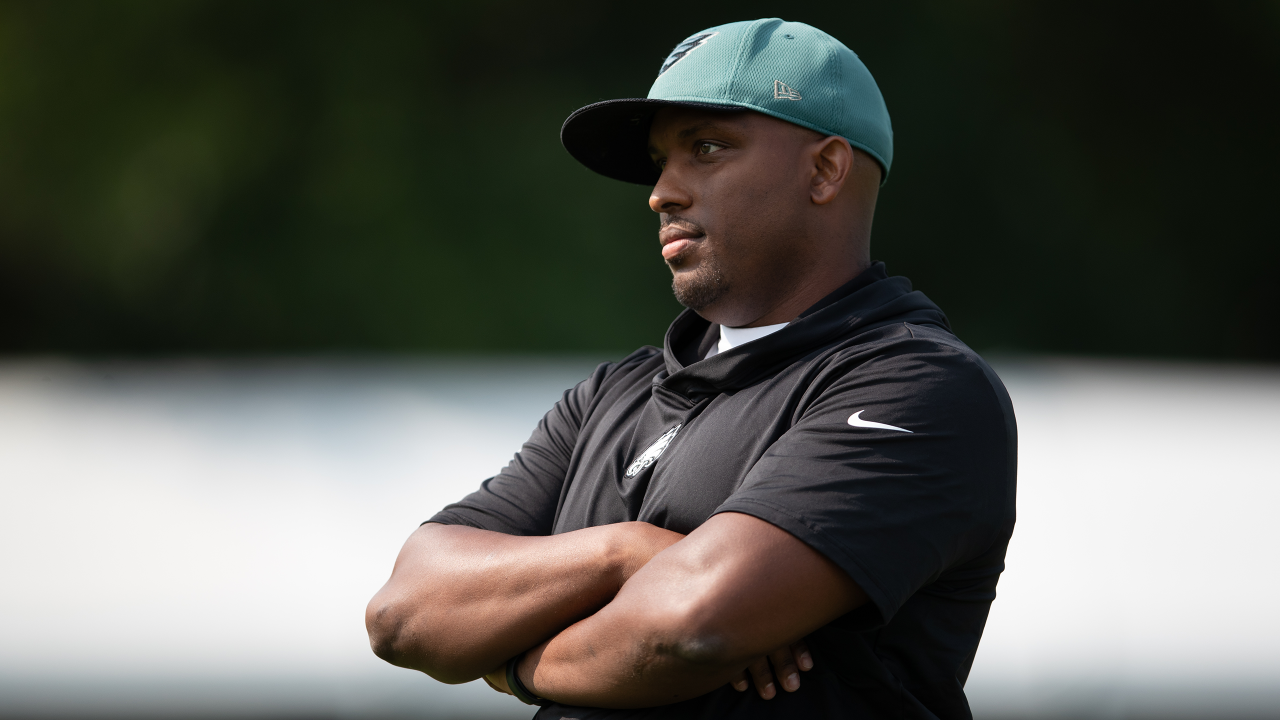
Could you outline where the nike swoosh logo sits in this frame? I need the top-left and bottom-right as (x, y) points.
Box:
(847, 410), (912, 433)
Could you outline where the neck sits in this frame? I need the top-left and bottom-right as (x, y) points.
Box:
(713, 255), (869, 328)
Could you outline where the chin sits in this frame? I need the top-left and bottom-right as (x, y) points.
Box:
(671, 266), (729, 311)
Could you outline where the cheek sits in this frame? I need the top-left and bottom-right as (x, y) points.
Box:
(706, 171), (798, 251)
(704, 169), (785, 227)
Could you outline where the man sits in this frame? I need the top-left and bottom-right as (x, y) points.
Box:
(366, 18), (1016, 720)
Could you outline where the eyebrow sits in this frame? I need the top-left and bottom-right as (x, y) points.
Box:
(676, 121), (722, 140)
(648, 121), (729, 157)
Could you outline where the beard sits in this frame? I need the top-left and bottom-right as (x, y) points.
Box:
(670, 243), (730, 311)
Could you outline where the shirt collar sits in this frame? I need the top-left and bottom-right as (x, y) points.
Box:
(658, 262), (951, 398)
(705, 321), (790, 359)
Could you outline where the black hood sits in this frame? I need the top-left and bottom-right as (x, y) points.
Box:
(658, 263), (950, 398)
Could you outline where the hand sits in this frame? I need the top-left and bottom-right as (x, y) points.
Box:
(729, 640), (814, 700)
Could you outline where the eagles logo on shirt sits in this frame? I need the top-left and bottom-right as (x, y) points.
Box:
(624, 424), (682, 478)
(658, 32), (717, 76)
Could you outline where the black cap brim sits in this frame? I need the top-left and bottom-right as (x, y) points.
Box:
(560, 98), (747, 186)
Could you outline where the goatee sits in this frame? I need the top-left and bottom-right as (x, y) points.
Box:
(671, 248), (730, 310)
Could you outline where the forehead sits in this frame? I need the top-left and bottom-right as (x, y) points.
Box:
(647, 106), (818, 153)
(647, 106), (751, 148)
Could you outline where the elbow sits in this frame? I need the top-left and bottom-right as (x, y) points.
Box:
(364, 591), (476, 685)
(364, 591), (422, 670)
(365, 592), (406, 666)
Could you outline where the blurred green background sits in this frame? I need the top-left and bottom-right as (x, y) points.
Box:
(1, 1), (1277, 358)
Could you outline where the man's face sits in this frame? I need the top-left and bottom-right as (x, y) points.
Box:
(647, 107), (823, 327)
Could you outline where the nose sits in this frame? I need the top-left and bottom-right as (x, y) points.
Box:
(648, 165), (691, 214)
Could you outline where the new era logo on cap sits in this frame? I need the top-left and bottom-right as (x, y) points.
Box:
(773, 80), (802, 100)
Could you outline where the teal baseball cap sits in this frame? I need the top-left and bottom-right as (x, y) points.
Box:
(561, 18), (893, 186)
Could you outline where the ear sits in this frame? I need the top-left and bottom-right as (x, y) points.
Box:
(809, 136), (854, 206)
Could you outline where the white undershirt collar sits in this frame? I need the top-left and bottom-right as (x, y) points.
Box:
(704, 321), (789, 359)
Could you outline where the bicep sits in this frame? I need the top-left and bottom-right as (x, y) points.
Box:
(428, 371), (597, 535)
(612, 512), (867, 665)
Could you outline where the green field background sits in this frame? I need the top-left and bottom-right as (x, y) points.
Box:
(1, 1), (1276, 359)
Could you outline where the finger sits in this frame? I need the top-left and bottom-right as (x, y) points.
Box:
(747, 655), (777, 700)
(792, 640), (814, 672)
(730, 668), (750, 693)
(770, 646), (802, 693)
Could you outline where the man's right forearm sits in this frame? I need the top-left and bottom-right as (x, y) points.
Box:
(365, 521), (682, 684)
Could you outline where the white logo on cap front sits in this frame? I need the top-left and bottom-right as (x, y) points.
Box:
(774, 81), (802, 101)
(659, 32), (718, 76)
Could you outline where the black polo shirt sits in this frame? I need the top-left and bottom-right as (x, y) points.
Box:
(430, 263), (1018, 720)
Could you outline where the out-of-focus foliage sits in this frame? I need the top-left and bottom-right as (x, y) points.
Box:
(0, 1), (1276, 358)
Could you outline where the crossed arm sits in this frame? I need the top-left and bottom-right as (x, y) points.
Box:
(365, 512), (867, 708)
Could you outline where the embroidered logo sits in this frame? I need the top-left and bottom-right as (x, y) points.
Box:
(773, 80), (802, 101)
(659, 33), (718, 76)
(624, 424), (682, 478)
(847, 410), (912, 433)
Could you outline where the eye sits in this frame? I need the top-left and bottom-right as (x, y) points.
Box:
(697, 142), (725, 155)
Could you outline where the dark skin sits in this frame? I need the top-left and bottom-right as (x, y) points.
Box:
(652, 107), (880, 327)
(365, 106), (881, 707)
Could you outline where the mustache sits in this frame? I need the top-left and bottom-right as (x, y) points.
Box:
(660, 215), (706, 235)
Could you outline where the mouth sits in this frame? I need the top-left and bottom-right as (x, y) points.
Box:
(659, 225), (704, 263)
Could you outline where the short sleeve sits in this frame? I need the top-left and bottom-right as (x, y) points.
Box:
(713, 336), (1016, 625)
(427, 362), (608, 536)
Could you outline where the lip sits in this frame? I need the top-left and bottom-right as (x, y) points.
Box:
(659, 226), (703, 261)
(661, 237), (698, 261)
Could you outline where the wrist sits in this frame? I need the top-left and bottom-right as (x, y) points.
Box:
(507, 652), (548, 706)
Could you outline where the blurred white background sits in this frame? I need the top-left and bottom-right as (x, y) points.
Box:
(1, 357), (1277, 719)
